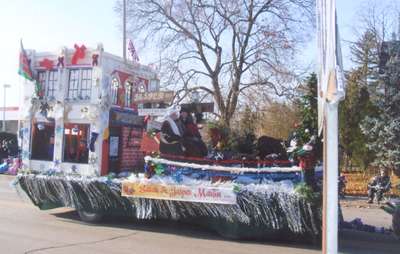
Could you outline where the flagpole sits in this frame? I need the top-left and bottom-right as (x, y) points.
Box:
(17, 77), (22, 148)
(323, 103), (339, 254)
(123, 0), (127, 62)
(316, 1), (343, 253)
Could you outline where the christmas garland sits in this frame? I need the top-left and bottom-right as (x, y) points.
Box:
(14, 173), (321, 242)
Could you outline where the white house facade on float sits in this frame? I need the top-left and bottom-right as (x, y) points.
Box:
(20, 44), (160, 176)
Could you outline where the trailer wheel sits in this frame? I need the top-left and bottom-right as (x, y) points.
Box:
(77, 210), (103, 223)
(393, 207), (400, 237)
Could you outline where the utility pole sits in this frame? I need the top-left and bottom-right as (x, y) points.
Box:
(398, 13), (400, 41)
(123, 0), (127, 62)
(2, 84), (11, 132)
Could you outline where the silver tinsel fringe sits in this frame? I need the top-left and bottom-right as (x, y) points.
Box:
(15, 174), (321, 241)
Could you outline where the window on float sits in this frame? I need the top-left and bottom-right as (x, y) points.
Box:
(138, 83), (146, 93)
(125, 80), (133, 107)
(63, 124), (90, 164)
(37, 70), (58, 99)
(68, 69), (80, 99)
(135, 78), (147, 93)
(30, 122), (55, 161)
(80, 69), (92, 99)
(111, 77), (119, 105)
(67, 68), (92, 100)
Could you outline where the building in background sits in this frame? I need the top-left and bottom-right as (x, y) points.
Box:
(0, 106), (20, 134)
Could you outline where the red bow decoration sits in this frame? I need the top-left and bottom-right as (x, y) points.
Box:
(39, 58), (54, 70)
(92, 54), (99, 66)
(71, 44), (86, 65)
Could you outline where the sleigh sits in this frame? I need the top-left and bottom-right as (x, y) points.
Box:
(15, 44), (321, 242)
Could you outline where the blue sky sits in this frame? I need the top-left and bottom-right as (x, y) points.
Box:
(0, 0), (381, 107)
(0, 0), (122, 107)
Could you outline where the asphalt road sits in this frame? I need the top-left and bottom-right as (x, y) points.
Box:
(0, 175), (399, 254)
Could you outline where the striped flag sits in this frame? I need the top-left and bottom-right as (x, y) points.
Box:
(18, 40), (34, 81)
(128, 39), (139, 63)
(18, 40), (42, 97)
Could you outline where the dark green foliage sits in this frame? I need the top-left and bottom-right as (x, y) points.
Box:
(233, 132), (256, 155)
(361, 40), (400, 175)
(294, 183), (319, 202)
(339, 69), (378, 170)
(290, 73), (322, 160)
(296, 74), (319, 146)
(339, 29), (382, 171)
(233, 105), (257, 155)
(208, 107), (257, 155)
(239, 105), (256, 136)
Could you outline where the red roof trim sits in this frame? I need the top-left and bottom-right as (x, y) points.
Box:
(0, 107), (19, 111)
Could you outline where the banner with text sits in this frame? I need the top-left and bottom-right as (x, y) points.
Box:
(121, 181), (237, 205)
(138, 108), (167, 116)
(133, 91), (174, 104)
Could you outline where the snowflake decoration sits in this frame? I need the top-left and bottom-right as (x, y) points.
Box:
(71, 165), (77, 173)
(88, 154), (97, 165)
(53, 159), (61, 167)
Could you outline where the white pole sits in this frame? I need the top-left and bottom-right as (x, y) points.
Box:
(2, 85), (6, 132)
(17, 78), (22, 148)
(323, 102), (339, 254)
(123, 0), (127, 62)
(2, 84), (11, 132)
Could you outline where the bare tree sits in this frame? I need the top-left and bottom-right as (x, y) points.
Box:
(117, 0), (314, 125)
(354, 0), (399, 43)
(350, 1), (399, 69)
(347, 0), (400, 97)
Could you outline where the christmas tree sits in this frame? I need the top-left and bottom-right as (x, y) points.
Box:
(340, 29), (381, 170)
(361, 40), (400, 175)
(339, 69), (378, 170)
(288, 73), (322, 161)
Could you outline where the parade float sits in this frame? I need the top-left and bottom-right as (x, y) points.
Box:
(14, 43), (322, 243)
